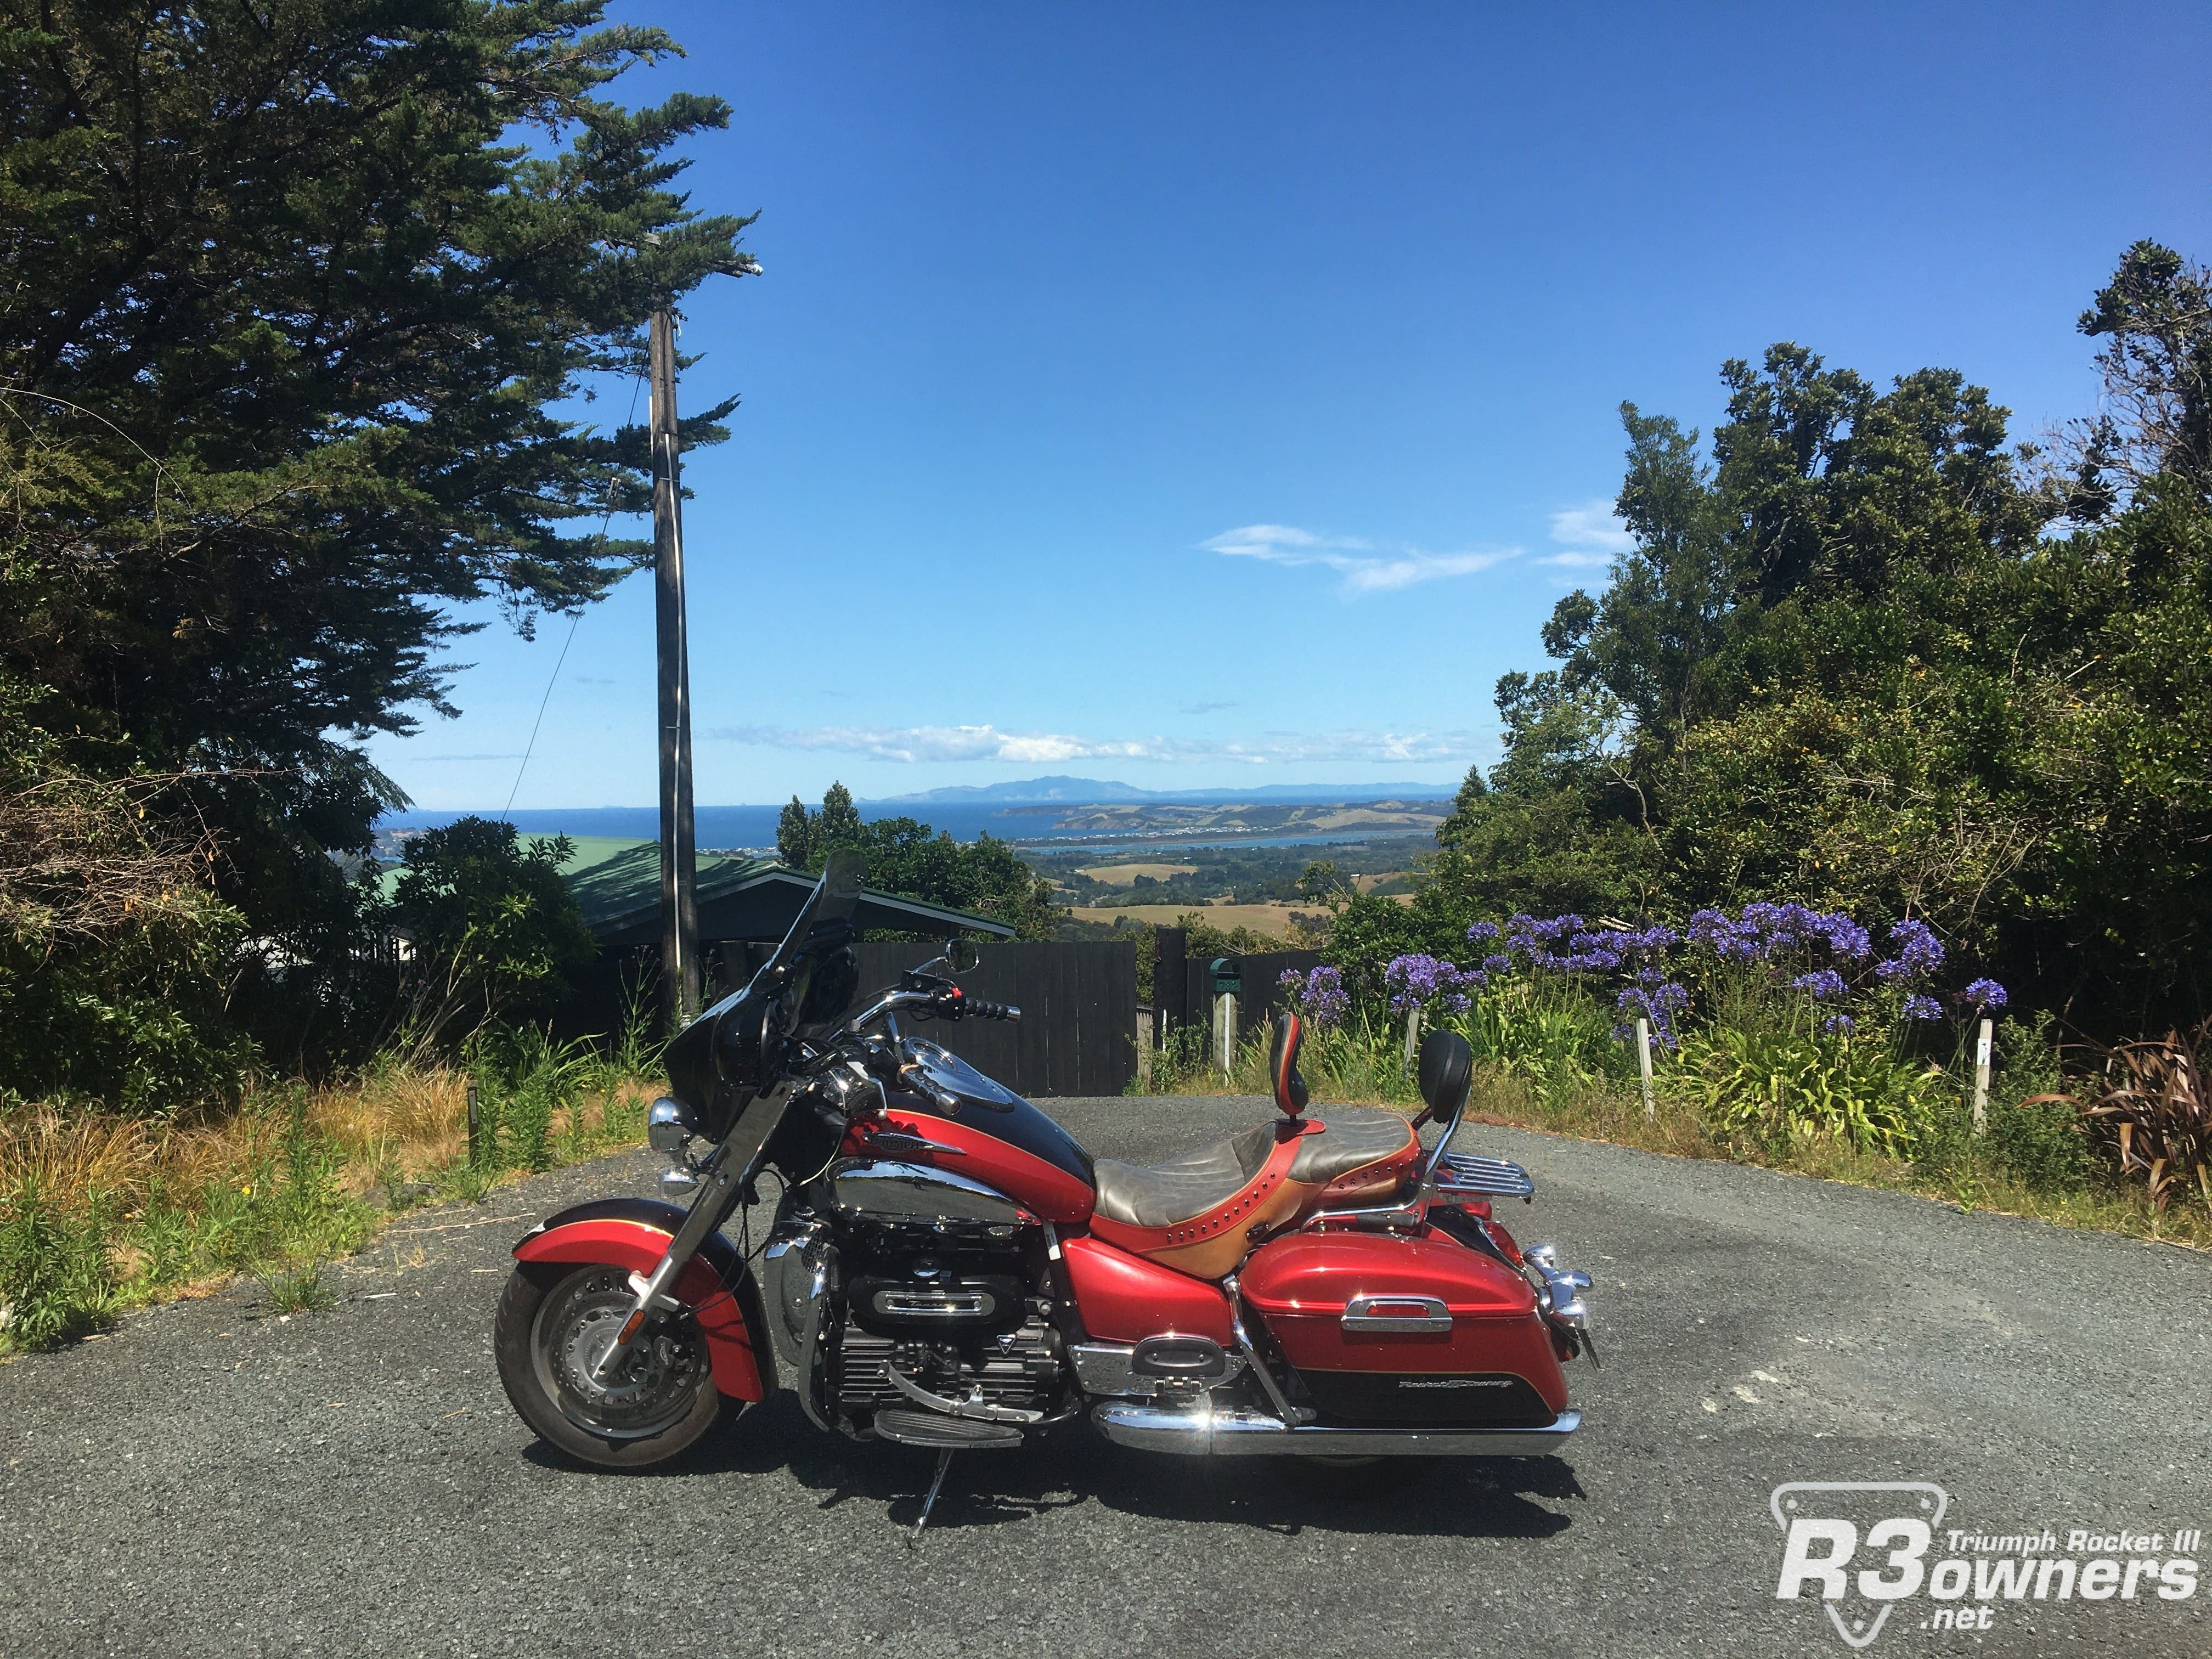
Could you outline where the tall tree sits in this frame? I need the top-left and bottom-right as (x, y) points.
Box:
(1462, 246), (2210, 1031)
(0, 0), (757, 965)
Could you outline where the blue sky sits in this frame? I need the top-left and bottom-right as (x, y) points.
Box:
(366, 1), (2212, 812)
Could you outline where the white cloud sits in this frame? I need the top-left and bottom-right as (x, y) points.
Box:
(1203, 523), (1515, 594)
(1539, 499), (1634, 567)
(711, 723), (1484, 765)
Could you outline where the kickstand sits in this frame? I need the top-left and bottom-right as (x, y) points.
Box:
(908, 1447), (955, 1546)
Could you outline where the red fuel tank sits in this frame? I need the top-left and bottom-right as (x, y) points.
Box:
(1239, 1229), (1566, 1424)
(846, 1094), (1096, 1223)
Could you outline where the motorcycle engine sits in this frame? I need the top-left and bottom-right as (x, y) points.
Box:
(827, 1245), (1062, 1423)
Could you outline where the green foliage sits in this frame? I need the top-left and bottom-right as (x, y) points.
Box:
(387, 817), (596, 1037)
(1453, 242), (2212, 1034)
(0, 671), (253, 1110)
(1676, 1025), (1940, 1158)
(0, 1173), (121, 1346)
(1298, 861), (1352, 902)
(0, 0), (755, 1065)
(257, 1260), (336, 1315)
(1454, 982), (1635, 1101)
(1978, 1011), (2088, 1193)
(463, 1019), (648, 1176)
(777, 783), (1065, 940)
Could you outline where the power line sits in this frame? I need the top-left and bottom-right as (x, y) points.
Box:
(501, 371), (647, 821)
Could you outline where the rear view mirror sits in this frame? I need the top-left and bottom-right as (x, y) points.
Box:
(1417, 1029), (1474, 1128)
(945, 937), (981, 973)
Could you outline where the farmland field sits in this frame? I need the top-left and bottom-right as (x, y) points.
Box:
(1066, 902), (1318, 935)
(1074, 862), (1201, 887)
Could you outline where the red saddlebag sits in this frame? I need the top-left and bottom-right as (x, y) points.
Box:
(1239, 1231), (1568, 1427)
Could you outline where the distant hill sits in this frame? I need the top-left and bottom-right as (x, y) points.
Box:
(874, 776), (1446, 806)
(376, 778), (1455, 853)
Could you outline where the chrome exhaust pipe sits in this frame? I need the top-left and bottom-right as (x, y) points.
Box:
(1090, 1402), (1580, 1457)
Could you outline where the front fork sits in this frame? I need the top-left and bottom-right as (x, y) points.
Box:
(590, 1147), (749, 1382)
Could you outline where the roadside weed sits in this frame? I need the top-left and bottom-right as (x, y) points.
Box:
(0, 1027), (665, 1352)
(258, 1260), (336, 1314)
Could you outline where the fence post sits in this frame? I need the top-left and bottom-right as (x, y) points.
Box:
(1136, 1007), (1154, 1091)
(1636, 1018), (1656, 1119)
(1402, 1005), (1423, 1070)
(1217, 991), (1237, 1076)
(466, 1081), (481, 1166)
(1972, 1017), (1993, 1136)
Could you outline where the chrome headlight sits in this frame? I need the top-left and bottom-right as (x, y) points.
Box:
(648, 1096), (702, 1154)
(659, 1165), (702, 1198)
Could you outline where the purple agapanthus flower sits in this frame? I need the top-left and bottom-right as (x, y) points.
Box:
(1465, 921), (1501, 944)
(1876, 919), (1946, 983)
(1902, 993), (1943, 1022)
(1614, 981), (1689, 1048)
(1278, 964), (1350, 1027)
(1384, 954), (1476, 1015)
(1822, 1014), (1858, 1036)
(1791, 969), (1847, 1001)
(1962, 978), (2008, 1011)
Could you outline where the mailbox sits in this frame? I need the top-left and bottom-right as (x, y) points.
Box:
(1209, 956), (1242, 996)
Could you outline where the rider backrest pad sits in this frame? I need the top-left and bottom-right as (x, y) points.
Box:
(1271, 1011), (1309, 1118)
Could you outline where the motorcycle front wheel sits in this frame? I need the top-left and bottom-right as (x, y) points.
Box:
(494, 1261), (729, 1468)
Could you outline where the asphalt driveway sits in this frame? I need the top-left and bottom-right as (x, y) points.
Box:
(3, 1096), (2207, 1658)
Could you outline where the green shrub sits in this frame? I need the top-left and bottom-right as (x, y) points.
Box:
(1983, 1013), (2089, 1192)
(1678, 1025), (1939, 1157)
(0, 1174), (121, 1347)
(387, 817), (596, 1045)
(1451, 983), (1634, 1101)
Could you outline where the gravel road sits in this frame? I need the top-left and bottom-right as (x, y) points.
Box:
(4, 1096), (2208, 1659)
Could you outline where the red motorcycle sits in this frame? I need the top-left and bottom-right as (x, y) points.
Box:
(495, 854), (1594, 1532)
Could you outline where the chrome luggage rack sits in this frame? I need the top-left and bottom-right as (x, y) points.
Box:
(1429, 1151), (1536, 1203)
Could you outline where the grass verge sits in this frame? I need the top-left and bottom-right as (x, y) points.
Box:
(0, 1051), (661, 1356)
(1139, 1028), (2212, 1252)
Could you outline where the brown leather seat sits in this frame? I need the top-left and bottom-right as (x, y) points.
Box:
(1086, 1014), (1420, 1278)
(1091, 1122), (1282, 1229)
(1087, 1106), (1418, 1278)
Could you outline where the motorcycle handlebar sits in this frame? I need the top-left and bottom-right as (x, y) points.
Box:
(839, 985), (1021, 1034)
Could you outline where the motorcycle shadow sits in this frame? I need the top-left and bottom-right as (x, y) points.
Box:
(534, 1395), (1583, 1540)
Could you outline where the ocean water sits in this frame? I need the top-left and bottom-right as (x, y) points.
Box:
(375, 802), (1443, 854)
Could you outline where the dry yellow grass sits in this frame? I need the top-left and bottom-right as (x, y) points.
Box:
(0, 1103), (239, 1216)
(1069, 902), (1314, 935)
(305, 1063), (471, 1193)
(1, 1062), (652, 1220)
(1075, 862), (1200, 887)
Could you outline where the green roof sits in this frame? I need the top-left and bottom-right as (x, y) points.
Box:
(554, 838), (776, 933)
(376, 834), (1011, 943)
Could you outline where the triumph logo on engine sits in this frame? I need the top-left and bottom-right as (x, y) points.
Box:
(1771, 1481), (2203, 1650)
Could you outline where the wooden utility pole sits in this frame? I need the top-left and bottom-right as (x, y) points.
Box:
(650, 308), (701, 1028)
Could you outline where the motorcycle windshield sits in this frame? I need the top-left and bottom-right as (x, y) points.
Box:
(755, 847), (867, 993)
(663, 849), (868, 1109)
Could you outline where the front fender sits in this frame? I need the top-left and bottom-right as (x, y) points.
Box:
(514, 1198), (772, 1402)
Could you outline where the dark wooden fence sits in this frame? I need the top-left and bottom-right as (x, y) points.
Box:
(850, 941), (1137, 1098)
(557, 939), (1138, 1098)
(1150, 927), (1323, 1047)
